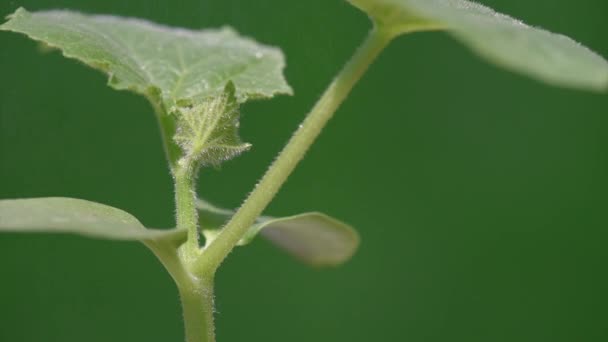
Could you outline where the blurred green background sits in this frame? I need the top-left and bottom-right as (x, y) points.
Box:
(1, 0), (607, 341)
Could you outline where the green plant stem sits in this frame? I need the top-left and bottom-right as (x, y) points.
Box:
(196, 27), (393, 274)
(148, 95), (182, 171)
(174, 161), (200, 258)
(145, 238), (216, 342)
(177, 276), (216, 342)
(158, 112), (181, 171)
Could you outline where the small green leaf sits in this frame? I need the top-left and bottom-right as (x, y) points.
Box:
(348, 0), (608, 91)
(0, 197), (184, 241)
(197, 199), (359, 267)
(0, 8), (292, 105)
(173, 82), (250, 167)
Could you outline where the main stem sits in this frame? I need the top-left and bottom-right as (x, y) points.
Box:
(197, 27), (393, 274)
(174, 161), (200, 258)
(144, 241), (215, 342)
(174, 160), (216, 342)
(178, 276), (216, 342)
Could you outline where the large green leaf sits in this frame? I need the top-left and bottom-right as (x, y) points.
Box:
(0, 8), (292, 105)
(197, 200), (360, 267)
(0, 197), (184, 241)
(348, 0), (608, 91)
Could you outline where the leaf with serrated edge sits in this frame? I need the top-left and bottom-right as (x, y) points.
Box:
(197, 199), (359, 267)
(0, 198), (185, 241)
(348, 0), (608, 91)
(0, 8), (292, 106)
(173, 82), (250, 167)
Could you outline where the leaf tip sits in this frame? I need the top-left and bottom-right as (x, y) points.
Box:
(259, 212), (361, 268)
(306, 234), (360, 268)
(1, 7), (26, 29)
(7, 7), (28, 19)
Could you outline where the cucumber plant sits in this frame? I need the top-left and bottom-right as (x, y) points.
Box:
(1, 1), (607, 341)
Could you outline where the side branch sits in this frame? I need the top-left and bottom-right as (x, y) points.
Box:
(195, 27), (394, 275)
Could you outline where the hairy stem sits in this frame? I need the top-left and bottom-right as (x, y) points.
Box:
(174, 161), (200, 259)
(196, 27), (393, 274)
(158, 112), (182, 171)
(148, 95), (182, 171)
(144, 238), (215, 342)
(178, 275), (216, 342)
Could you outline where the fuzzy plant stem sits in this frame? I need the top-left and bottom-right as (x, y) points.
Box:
(195, 27), (393, 275)
(144, 240), (216, 342)
(174, 161), (200, 258)
(173, 162), (217, 342)
(177, 275), (216, 342)
(174, 157), (216, 342)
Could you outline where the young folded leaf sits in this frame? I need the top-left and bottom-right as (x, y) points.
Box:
(197, 199), (359, 267)
(0, 8), (292, 107)
(0, 197), (185, 241)
(347, 0), (608, 91)
(173, 82), (250, 168)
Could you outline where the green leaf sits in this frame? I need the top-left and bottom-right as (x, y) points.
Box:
(0, 8), (292, 105)
(173, 82), (250, 167)
(0, 197), (184, 241)
(348, 0), (608, 91)
(197, 199), (359, 267)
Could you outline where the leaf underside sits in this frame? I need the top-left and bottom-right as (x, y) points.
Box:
(0, 8), (293, 106)
(197, 200), (360, 267)
(348, 0), (608, 91)
(0, 197), (183, 241)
